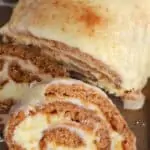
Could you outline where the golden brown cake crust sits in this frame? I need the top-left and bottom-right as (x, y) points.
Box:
(40, 127), (85, 148)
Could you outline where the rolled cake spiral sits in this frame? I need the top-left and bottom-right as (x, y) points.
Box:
(4, 79), (136, 150)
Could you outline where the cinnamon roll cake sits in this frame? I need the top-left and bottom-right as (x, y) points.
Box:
(0, 0), (149, 109)
(4, 79), (136, 150)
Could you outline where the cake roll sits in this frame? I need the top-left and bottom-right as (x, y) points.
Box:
(0, 0), (149, 109)
(4, 79), (136, 150)
(0, 42), (69, 130)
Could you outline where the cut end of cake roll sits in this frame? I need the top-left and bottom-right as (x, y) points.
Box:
(5, 79), (136, 150)
(0, 0), (149, 109)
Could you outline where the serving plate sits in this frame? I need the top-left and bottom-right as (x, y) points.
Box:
(0, 5), (149, 150)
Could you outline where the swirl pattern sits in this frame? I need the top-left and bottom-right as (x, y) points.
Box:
(4, 79), (136, 150)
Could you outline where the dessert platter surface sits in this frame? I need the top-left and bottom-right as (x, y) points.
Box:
(0, 3), (149, 150)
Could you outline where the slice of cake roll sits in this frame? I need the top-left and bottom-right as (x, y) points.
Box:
(1, 0), (149, 109)
(0, 42), (69, 113)
(4, 79), (136, 150)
